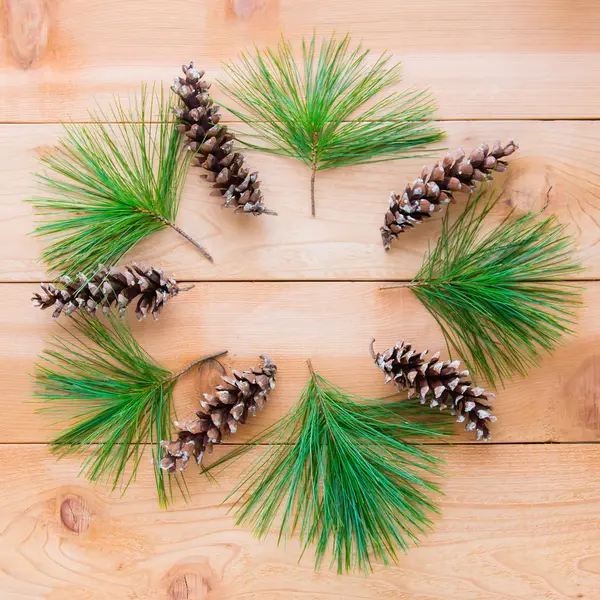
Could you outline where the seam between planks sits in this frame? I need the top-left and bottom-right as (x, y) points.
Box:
(3, 117), (600, 125)
(2, 278), (598, 284)
(2, 441), (599, 447)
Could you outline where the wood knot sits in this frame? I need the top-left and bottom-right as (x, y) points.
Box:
(7, 0), (49, 69)
(197, 357), (227, 395)
(228, 0), (269, 18)
(33, 144), (58, 158)
(502, 157), (565, 214)
(60, 495), (91, 533)
(563, 354), (600, 433)
(168, 573), (210, 600)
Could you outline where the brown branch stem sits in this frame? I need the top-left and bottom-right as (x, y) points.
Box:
(369, 339), (377, 361)
(163, 219), (214, 263)
(136, 207), (214, 262)
(310, 166), (317, 218)
(379, 282), (421, 290)
(306, 358), (317, 381)
(310, 132), (318, 218)
(306, 359), (326, 410)
(165, 350), (228, 384)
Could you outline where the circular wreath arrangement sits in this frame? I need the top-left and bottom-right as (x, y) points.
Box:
(30, 35), (580, 573)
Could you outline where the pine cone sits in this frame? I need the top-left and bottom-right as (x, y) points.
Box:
(32, 264), (184, 320)
(172, 62), (276, 217)
(160, 355), (277, 472)
(370, 340), (496, 440)
(381, 140), (519, 249)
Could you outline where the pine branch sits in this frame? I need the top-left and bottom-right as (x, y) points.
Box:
(382, 191), (582, 385)
(33, 313), (226, 507)
(219, 34), (444, 217)
(205, 363), (451, 573)
(30, 84), (213, 281)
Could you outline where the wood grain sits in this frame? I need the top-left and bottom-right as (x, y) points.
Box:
(5, 0), (49, 69)
(1, 120), (599, 281)
(1, 2), (599, 598)
(3, 282), (599, 444)
(1, 1), (600, 121)
(0, 444), (598, 600)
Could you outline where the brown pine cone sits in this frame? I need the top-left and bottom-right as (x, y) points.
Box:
(31, 264), (183, 320)
(381, 140), (519, 249)
(172, 62), (276, 217)
(160, 355), (277, 472)
(370, 340), (496, 440)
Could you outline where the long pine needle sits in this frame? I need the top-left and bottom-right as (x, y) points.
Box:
(399, 190), (582, 385)
(207, 363), (450, 573)
(30, 85), (212, 280)
(34, 313), (226, 507)
(220, 34), (444, 216)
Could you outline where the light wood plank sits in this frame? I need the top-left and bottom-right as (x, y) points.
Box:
(0, 444), (598, 599)
(2, 3), (598, 600)
(1, 120), (599, 281)
(2, 282), (598, 444)
(1, 1), (600, 121)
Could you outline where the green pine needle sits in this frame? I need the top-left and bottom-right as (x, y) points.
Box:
(33, 313), (226, 507)
(30, 85), (212, 281)
(400, 190), (582, 386)
(220, 34), (444, 216)
(206, 362), (451, 573)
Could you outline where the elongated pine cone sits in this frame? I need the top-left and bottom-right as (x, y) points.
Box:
(160, 356), (277, 472)
(32, 264), (183, 320)
(371, 340), (496, 440)
(172, 62), (276, 217)
(381, 140), (519, 249)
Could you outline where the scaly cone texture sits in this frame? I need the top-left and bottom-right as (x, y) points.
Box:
(381, 140), (518, 249)
(32, 264), (184, 320)
(160, 355), (277, 472)
(371, 340), (496, 440)
(172, 63), (276, 217)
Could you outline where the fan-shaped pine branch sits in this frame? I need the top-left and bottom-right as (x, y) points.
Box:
(383, 191), (582, 386)
(30, 85), (213, 281)
(220, 34), (444, 217)
(34, 313), (226, 507)
(205, 361), (450, 573)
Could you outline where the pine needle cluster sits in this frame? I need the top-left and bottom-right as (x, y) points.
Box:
(393, 191), (581, 385)
(34, 313), (225, 507)
(207, 363), (450, 573)
(30, 85), (212, 281)
(220, 34), (443, 216)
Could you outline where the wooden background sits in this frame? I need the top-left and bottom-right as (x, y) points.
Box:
(1, 1), (600, 598)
